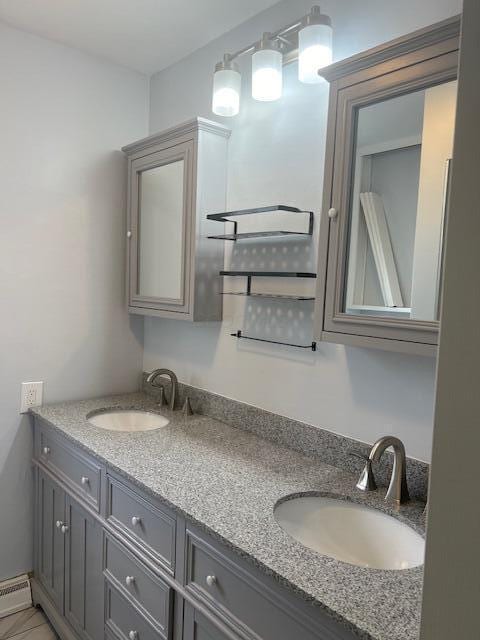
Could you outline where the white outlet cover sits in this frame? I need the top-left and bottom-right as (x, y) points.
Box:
(20, 381), (44, 414)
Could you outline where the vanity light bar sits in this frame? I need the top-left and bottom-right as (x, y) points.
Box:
(211, 5), (332, 116)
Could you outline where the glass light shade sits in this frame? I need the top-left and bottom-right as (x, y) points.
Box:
(212, 68), (241, 117)
(298, 23), (333, 84)
(251, 48), (283, 102)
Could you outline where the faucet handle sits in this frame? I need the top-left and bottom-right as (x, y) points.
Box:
(182, 397), (194, 416)
(348, 450), (377, 492)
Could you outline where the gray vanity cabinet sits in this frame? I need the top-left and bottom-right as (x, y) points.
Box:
(122, 118), (230, 321)
(64, 495), (104, 640)
(35, 468), (104, 640)
(183, 604), (231, 640)
(33, 419), (357, 640)
(36, 468), (65, 612)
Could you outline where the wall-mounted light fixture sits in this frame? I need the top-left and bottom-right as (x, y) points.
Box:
(211, 5), (332, 117)
(212, 55), (241, 116)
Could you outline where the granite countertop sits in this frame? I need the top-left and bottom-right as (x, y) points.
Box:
(32, 392), (424, 640)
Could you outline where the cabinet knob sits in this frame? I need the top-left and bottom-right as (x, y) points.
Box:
(328, 207), (338, 219)
(128, 631), (138, 640)
(56, 520), (63, 529)
(127, 231), (132, 239)
(81, 476), (89, 486)
(205, 575), (217, 587)
(42, 446), (50, 455)
(131, 516), (141, 527)
(125, 576), (135, 586)
(61, 524), (69, 534)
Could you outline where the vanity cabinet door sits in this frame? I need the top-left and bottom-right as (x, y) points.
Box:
(64, 494), (104, 640)
(36, 468), (65, 612)
(183, 604), (233, 640)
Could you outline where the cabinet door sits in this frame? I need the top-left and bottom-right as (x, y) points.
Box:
(183, 604), (233, 640)
(128, 141), (194, 315)
(64, 494), (104, 640)
(36, 468), (65, 612)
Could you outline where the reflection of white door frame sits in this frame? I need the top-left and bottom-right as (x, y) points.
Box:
(360, 191), (404, 307)
(346, 135), (421, 313)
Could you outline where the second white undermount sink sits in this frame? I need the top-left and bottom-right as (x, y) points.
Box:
(87, 409), (169, 432)
(274, 495), (424, 570)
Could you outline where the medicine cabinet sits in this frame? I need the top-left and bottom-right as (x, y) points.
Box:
(315, 16), (461, 355)
(123, 118), (230, 320)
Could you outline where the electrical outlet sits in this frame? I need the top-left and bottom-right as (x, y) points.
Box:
(20, 381), (44, 414)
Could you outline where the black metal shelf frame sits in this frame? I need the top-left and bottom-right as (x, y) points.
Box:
(207, 205), (314, 241)
(219, 271), (316, 297)
(221, 292), (314, 301)
(231, 330), (317, 351)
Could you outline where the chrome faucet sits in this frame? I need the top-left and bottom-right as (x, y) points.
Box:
(146, 369), (178, 412)
(351, 436), (410, 507)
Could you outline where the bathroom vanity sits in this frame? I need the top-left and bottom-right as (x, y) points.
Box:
(30, 392), (425, 640)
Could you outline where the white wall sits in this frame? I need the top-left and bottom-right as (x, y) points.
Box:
(144, 0), (461, 463)
(0, 22), (149, 580)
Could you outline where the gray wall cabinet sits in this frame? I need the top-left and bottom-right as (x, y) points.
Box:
(314, 17), (460, 356)
(32, 418), (356, 640)
(122, 118), (230, 321)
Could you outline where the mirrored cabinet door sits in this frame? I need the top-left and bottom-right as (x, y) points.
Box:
(315, 16), (460, 355)
(130, 143), (192, 312)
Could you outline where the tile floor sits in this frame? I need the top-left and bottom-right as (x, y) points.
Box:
(0, 608), (56, 640)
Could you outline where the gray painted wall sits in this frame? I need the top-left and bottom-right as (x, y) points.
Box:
(0, 22), (148, 580)
(420, 2), (480, 637)
(143, 0), (461, 463)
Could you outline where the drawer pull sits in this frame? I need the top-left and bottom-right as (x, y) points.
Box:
(42, 446), (50, 455)
(206, 575), (217, 587)
(128, 631), (138, 640)
(81, 476), (89, 486)
(55, 520), (63, 529)
(125, 576), (135, 586)
(61, 524), (69, 534)
(131, 516), (141, 527)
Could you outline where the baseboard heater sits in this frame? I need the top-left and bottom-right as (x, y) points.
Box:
(0, 574), (32, 618)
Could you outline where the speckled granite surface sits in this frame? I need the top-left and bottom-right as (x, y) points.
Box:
(143, 376), (429, 502)
(32, 393), (425, 640)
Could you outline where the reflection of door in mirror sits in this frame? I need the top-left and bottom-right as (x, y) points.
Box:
(137, 160), (185, 301)
(345, 80), (457, 321)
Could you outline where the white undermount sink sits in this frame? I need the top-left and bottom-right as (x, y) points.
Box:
(274, 495), (424, 570)
(87, 409), (169, 432)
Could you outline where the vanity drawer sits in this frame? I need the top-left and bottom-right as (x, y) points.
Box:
(104, 534), (172, 635)
(185, 530), (334, 640)
(37, 426), (101, 511)
(105, 582), (167, 640)
(106, 475), (176, 574)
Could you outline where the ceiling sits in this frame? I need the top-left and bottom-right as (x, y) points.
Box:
(0, 0), (281, 75)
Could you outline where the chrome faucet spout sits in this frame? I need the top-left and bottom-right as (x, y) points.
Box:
(369, 436), (410, 506)
(146, 368), (178, 411)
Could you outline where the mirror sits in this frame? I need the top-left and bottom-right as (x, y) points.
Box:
(344, 80), (457, 321)
(137, 159), (185, 301)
